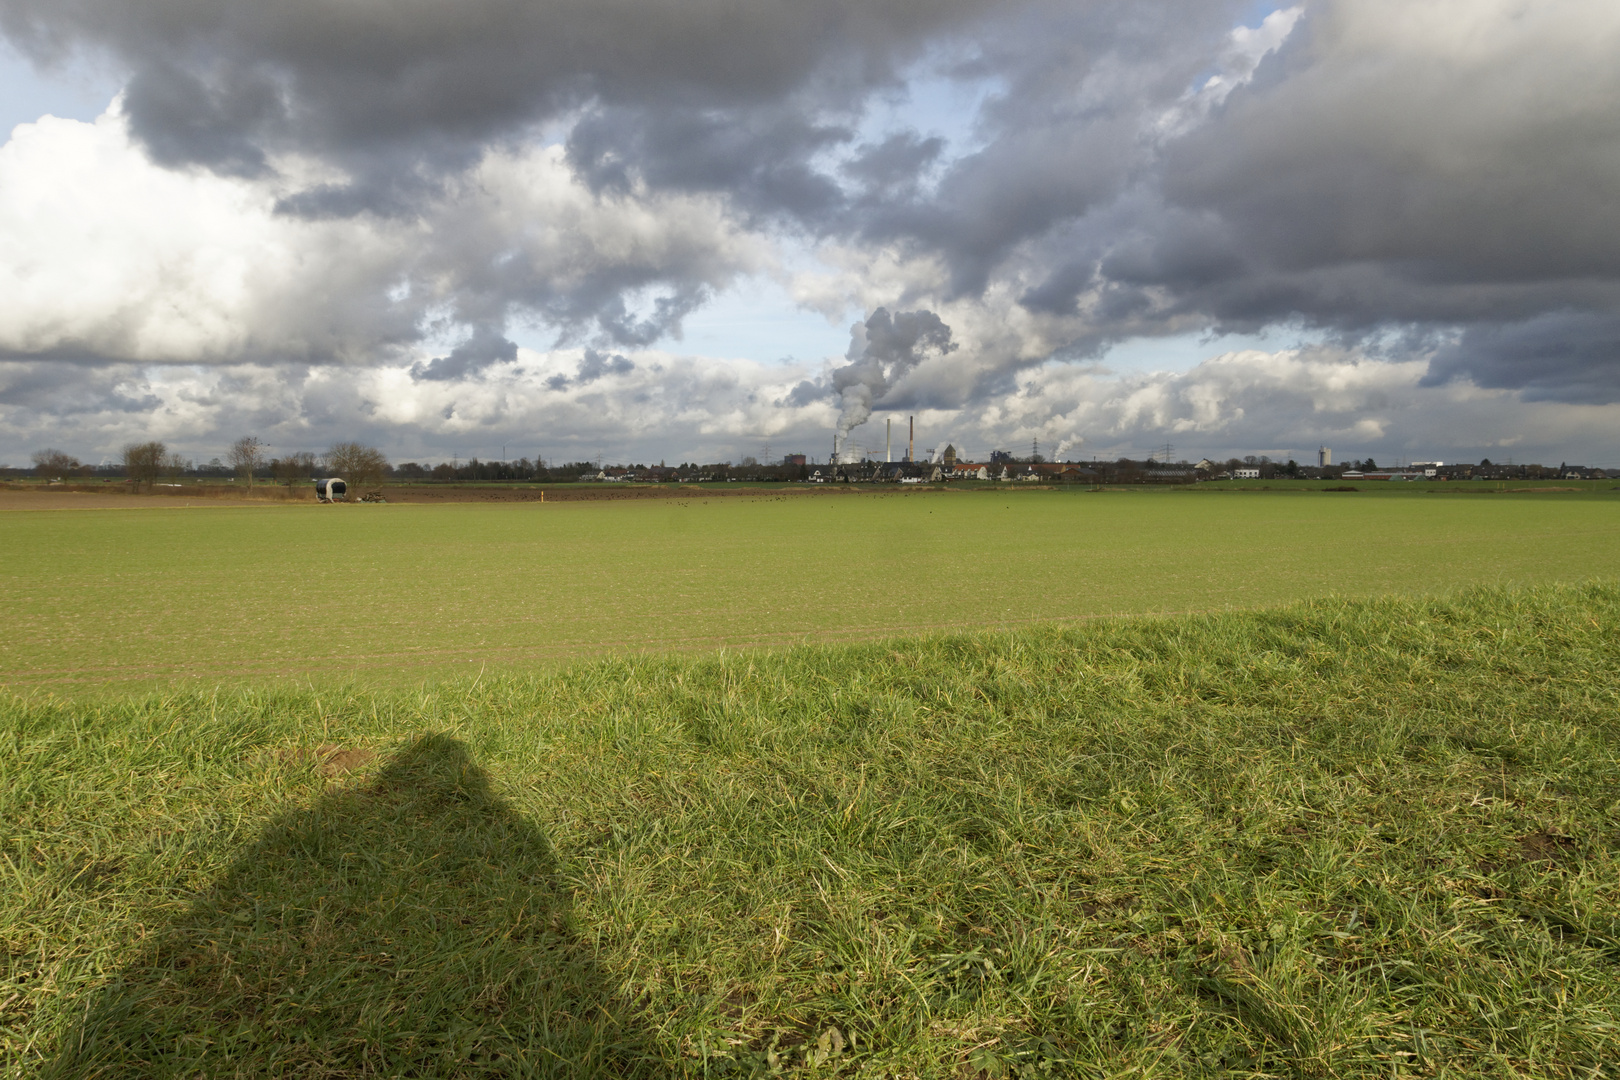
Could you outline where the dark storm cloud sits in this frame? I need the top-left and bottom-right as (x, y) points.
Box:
(1133, 1), (1620, 388)
(1421, 313), (1620, 406)
(842, 131), (945, 193)
(0, 0), (997, 186)
(592, 287), (710, 349)
(1163, 13), (1620, 290)
(122, 62), (280, 177)
(833, 1), (1252, 297)
(0, 361), (158, 413)
(566, 104), (852, 224)
(777, 379), (832, 408)
(575, 348), (636, 384)
(409, 327), (518, 382)
(542, 348), (636, 392)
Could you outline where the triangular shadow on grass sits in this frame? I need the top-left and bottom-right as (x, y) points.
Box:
(49, 733), (661, 1078)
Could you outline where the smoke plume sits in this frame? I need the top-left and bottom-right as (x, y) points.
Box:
(830, 307), (955, 458)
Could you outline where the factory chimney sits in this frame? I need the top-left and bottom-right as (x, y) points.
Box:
(908, 416), (914, 463)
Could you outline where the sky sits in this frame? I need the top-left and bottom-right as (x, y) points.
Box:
(1, 0), (1618, 469)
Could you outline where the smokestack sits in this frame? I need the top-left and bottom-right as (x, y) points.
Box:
(887, 419), (892, 463)
(908, 416), (914, 463)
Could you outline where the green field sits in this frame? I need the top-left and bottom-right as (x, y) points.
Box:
(4, 586), (1619, 1076)
(3, 488), (1617, 691)
(4, 488), (1619, 1076)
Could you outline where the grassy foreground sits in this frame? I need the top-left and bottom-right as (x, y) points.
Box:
(4, 583), (1619, 1077)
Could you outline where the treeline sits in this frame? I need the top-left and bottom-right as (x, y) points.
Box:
(21, 439), (390, 488)
(392, 458), (591, 482)
(388, 459), (816, 483)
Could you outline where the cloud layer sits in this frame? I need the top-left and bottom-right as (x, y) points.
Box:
(2, 0), (1618, 463)
(8, 343), (1617, 469)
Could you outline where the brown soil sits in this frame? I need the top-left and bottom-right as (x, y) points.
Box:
(379, 483), (834, 503)
(276, 744), (377, 776)
(0, 481), (869, 508)
(0, 484), (292, 510)
(1516, 830), (1577, 864)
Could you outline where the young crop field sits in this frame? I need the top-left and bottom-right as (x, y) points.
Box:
(2, 487), (1617, 691)
(3, 584), (1619, 1077)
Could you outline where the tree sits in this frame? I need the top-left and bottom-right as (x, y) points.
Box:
(326, 441), (389, 486)
(31, 448), (81, 478)
(122, 441), (166, 489)
(228, 436), (266, 489)
(272, 451), (317, 486)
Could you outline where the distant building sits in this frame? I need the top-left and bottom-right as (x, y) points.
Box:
(1234, 468), (1261, 479)
(782, 454), (806, 466)
(1318, 446), (1332, 467)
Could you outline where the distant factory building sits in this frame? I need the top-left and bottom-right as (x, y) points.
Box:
(1318, 446), (1332, 467)
(782, 454), (806, 466)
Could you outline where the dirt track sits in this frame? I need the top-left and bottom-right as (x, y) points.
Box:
(0, 485), (290, 510)
(0, 481), (858, 510)
(380, 483), (841, 503)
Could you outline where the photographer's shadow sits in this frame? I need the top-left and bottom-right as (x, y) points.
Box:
(51, 734), (656, 1077)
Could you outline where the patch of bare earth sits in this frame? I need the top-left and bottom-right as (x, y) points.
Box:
(1516, 830), (1578, 864)
(0, 485), (295, 510)
(275, 744), (377, 776)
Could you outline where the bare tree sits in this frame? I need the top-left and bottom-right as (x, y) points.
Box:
(325, 442), (389, 486)
(31, 449), (81, 478)
(122, 441), (166, 489)
(228, 436), (266, 489)
(272, 451), (317, 487)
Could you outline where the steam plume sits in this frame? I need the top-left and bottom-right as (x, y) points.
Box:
(831, 307), (955, 458)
